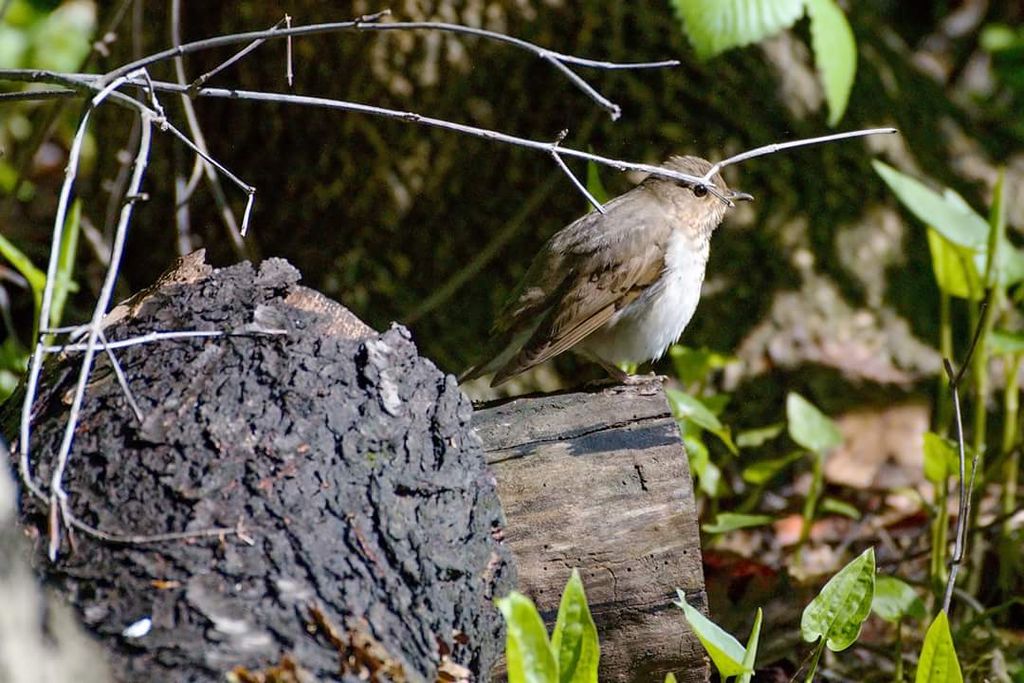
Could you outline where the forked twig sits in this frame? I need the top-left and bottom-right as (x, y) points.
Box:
(940, 295), (990, 613)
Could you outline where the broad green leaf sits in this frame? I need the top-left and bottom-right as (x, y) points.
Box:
(585, 159), (609, 207)
(668, 388), (738, 454)
(737, 608), (763, 683)
(874, 161), (989, 250)
(786, 393), (842, 454)
(872, 576), (925, 623)
(497, 592), (558, 683)
(742, 451), (803, 485)
(664, 675), (677, 683)
(736, 422), (785, 449)
(820, 497), (860, 520)
(551, 570), (599, 683)
(801, 547), (875, 651)
(874, 161), (1024, 287)
(915, 611), (963, 683)
(51, 198), (82, 329)
(989, 330), (1024, 355)
(674, 590), (750, 678)
(926, 228), (983, 300)
(922, 432), (959, 485)
(702, 512), (774, 534)
(670, 0), (806, 60)
(805, 0), (856, 126)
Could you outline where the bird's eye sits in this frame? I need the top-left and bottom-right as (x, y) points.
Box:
(692, 185), (708, 198)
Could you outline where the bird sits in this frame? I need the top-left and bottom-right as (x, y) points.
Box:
(460, 155), (752, 387)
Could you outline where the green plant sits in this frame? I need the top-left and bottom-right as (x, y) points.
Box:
(668, 0), (856, 125)
(496, 569), (600, 683)
(674, 590), (761, 681)
(786, 392), (843, 550)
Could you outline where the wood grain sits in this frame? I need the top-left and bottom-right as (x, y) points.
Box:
(474, 378), (709, 682)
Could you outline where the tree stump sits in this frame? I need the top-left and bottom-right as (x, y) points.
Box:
(1, 253), (514, 682)
(473, 383), (709, 683)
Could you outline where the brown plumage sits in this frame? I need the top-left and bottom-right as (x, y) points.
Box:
(461, 156), (751, 387)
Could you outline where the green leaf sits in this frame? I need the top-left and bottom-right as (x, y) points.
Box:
(737, 608), (763, 683)
(805, 0), (856, 126)
(989, 330), (1024, 355)
(664, 675), (677, 683)
(801, 547), (875, 651)
(872, 576), (925, 623)
(742, 451), (803, 485)
(497, 592), (559, 683)
(702, 512), (774, 534)
(684, 433), (721, 498)
(669, 0), (806, 60)
(922, 432), (959, 485)
(0, 233), (45, 296)
(926, 228), (983, 300)
(585, 159), (609, 207)
(51, 198), (82, 329)
(551, 570), (599, 683)
(736, 422), (785, 449)
(674, 590), (750, 678)
(786, 393), (842, 454)
(820, 497), (861, 520)
(873, 161), (1024, 287)
(915, 611), (963, 683)
(667, 388), (738, 454)
(668, 345), (735, 385)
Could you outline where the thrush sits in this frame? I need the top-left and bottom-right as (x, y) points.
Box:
(461, 155), (751, 387)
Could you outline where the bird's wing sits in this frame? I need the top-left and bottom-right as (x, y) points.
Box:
(489, 241), (665, 385)
(461, 187), (671, 385)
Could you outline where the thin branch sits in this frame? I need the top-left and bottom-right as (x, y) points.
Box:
(135, 78), (716, 189)
(551, 130), (604, 214)
(97, 328), (145, 423)
(47, 102), (152, 561)
(42, 328), (287, 353)
(700, 128), (899, 182)
(101, 17), (680, 120)
(0, 88), (78, 102)
(939, 294), (990, 613)
(187, 17), (288, 93)
(170, 0), (248, 256)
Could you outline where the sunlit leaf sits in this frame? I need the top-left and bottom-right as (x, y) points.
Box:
(873, 161), (1024, 287)
(786, 393), (842, 454)
(664, 674), (677, 683)
(737, 608), (763, 683)
(668, 388), (738, 454)
(669, 0), (805, 60)
(684, 433), (721, 498)
(741, 451), (803, 485)
(497, 592), (558, 683)
(736, 422), (785, 448)
(674, 590), (750, 678)
(669, 345), (736, 385)
(922, 432), (960, 485)
(805, 0), (856, 126)
(801, 547), (875, 651)
(915, 611), (963, 683)
(51, 198), (82, 329)
(989, 330), (1024, 355)
(872, 576), (925, 623)
(926, 228), (983, 300)
(552, 570), (599, 683)
(821, 497), (860, 520)
(702, 512), (774, 534)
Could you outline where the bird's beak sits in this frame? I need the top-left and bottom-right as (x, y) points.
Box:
(729, 190), (754, 202)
